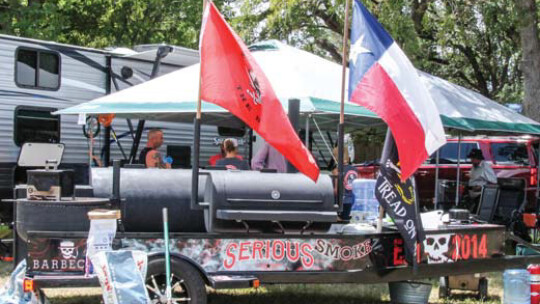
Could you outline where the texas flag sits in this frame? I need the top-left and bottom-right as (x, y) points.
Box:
(349, 0), (446, 181)
(199, 2), (320, 181)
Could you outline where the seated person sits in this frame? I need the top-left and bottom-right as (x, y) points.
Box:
(465, 148), (497, 211)
(215, 138), (250, 170)
(139, 129), (171, 169)
(251, 141), (287, 173)
(209, 141), (243, 166)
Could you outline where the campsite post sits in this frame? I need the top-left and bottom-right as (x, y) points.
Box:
(338, 0), (351, 213)
(434, 149), (440, 209)
(455, 132), (462, 206)
(287, 99), (301, 173)
(191, 0), (208, 210)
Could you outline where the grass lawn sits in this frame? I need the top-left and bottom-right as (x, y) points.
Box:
(0, 260), (504, 304)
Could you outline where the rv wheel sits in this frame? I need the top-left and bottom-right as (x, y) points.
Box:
(146, 257), (207, 304)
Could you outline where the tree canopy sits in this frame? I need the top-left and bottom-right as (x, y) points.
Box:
(0, 0), (231, 49)
(233, 0), (525, 104)
(1, 0), (538, 119)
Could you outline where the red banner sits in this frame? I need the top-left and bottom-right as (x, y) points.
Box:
(199, 2), (319, 181)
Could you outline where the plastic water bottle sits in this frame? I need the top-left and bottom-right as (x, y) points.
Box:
(366, 198), (380, 221)
(351, 179), (366, 222)
(504, 269), (531, 304)
(352, 179), (378, 222)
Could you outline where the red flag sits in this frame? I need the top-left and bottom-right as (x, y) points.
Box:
(199, 2), (319, 181)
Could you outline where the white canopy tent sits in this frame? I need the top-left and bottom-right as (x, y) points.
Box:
(57, 40), (540, 135)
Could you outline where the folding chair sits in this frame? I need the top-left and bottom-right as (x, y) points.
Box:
(476, 184), (500, 222)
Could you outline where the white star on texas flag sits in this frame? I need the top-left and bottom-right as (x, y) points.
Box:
(349, 34), (372, 65)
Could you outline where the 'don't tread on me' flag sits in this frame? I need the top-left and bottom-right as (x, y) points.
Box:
(375, 143), (425, 263)
(199, 2), (320, 182)
(348, 0), (446, 182)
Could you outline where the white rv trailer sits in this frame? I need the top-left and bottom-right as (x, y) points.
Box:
(0, 34), (244, 209)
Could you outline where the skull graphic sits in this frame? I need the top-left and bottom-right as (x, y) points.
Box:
(59, 240), (77, 259)
(424, 234), (453, 264)
(246, 69), (262, 105)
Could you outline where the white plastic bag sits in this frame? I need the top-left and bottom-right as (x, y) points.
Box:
(0, 261), (49, 304)
(86, 218), (117, 274)
(90, 250), (150, 304)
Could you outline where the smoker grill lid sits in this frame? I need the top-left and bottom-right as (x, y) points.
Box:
(18, 143), (64, 167)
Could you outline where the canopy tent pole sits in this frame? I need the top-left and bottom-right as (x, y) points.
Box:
(306, 116), (328, 165)
(109, 63), (139, 163)
(327, 131), (335, 148)
(110, 128), (128, 160)
(305, 114), (311, 148)
(338, 0), (351, 214)
(126, 118), (135, 140)
(455, 132), (462, 206)
(108, 57), (134, 145)
(89, 126), (95, 166)
(128, 120), (145, 164)
(313, 116), (337, 163)
(434, 149), (440, 209)
(103, 126), (111, 167)
(102, 56), (112, 167)
(248, 128), (253, 164)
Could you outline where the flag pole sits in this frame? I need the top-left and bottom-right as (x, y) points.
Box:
(338, 0), (351, 217)
(377, 129), (392, 232)
(191, 0), (208, 210)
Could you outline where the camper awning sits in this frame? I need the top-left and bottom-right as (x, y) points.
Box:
(56, 40), (540, 135)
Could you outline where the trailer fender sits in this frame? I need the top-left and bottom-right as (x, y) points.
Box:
(147, 252), (211, 286)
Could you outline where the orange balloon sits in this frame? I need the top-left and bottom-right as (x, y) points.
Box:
(98, 114), (115, 127)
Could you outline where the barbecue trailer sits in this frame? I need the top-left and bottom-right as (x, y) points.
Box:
(12, 160), (540, 304)
(10, 135), (540, 304)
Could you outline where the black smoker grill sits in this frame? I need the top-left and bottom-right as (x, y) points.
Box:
(90, 168), (337, 234)
(91, 167), (207, 233)
(203, 170), (337, 234)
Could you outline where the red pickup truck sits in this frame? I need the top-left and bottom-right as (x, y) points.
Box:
(356, 136), (539, 210)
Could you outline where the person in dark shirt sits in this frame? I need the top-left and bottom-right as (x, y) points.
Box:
(139, 129), (171, 169)
(216, 138), (250, 170)
(209, 141), (243, 166)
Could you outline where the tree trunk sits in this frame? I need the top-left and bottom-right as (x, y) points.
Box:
(515, 0), (540, 122)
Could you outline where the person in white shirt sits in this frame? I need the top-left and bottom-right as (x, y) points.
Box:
(466, 148), (497, 211)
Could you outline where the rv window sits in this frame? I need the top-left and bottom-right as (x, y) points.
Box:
(15, 48), (60, 90)
(39, 52), (60, 88)
(16, 49), (37, 87)
(14, 107), (60, 147)
(218, 126), (246, 137)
